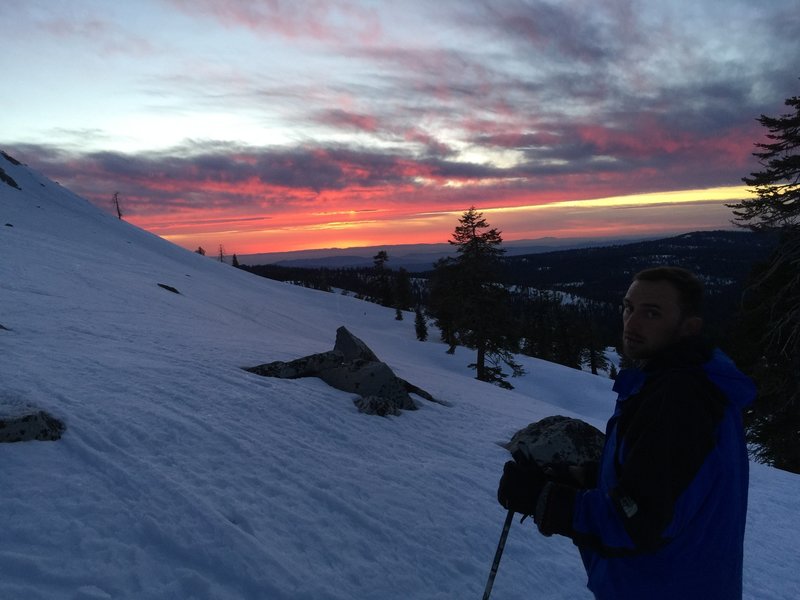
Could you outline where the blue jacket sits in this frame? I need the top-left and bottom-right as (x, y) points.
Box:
(570, 339), (755, 599)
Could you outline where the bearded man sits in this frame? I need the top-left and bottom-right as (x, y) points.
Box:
(497, 266), (756, 599)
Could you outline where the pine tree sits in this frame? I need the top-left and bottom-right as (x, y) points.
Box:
(373, 250), (388, 269)
(520, 290), (559, 362)
(372, 250), (393, 307)
(728, 89), (800, 473)
(427, 258), (460, 353)
(430, 207), (522, 387)
(729, 94), (800, 230)
(232, 254), (240, 268)
(449, 207), (504, 274)
(609, 363), (618, 380)
(579, 306), (611, 375)
(414, 306), (428, 341)
(393, 268), (413, 311)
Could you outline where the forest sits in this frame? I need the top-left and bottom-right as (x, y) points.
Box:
(240, 229), (777, 377)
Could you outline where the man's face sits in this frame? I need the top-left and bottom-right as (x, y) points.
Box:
(622, 279), (698, 361)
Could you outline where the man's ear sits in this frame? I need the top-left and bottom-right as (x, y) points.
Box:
(680, 316), (703, 337)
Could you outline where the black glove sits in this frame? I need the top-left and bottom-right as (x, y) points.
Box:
(542, 460), (599, 489)
(496, 454), (546, 516)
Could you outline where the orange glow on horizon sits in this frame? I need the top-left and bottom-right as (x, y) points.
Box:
(129, 185), (748, 255)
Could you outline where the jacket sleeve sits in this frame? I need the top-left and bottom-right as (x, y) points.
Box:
(560, 369), (726, 554)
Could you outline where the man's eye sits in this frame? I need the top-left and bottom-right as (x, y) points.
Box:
(646, 310), (661, 319)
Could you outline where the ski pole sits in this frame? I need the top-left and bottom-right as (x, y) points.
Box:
(482, 509), (515, 600)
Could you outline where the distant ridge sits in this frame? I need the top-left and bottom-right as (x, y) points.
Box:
(239, 234), (663, 271)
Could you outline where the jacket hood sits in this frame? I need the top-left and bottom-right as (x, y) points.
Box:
(616, 337), (756, 411)
(642, 335), (714, 371)
(702, 348), (757, 410)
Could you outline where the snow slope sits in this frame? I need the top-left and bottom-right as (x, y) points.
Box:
(1, 155), (798, 599)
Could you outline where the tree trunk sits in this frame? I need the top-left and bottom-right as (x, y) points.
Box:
(476, 341), (486, 381)
(589, 344), (599, 375)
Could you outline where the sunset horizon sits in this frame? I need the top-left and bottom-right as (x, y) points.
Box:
(153, 184), (750, 256)
(3, 1), (797, 254)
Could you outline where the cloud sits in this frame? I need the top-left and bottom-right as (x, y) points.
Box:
(36, 14), (158, 56)
(9, 142), (432, 216)
(168, 0), (382, 43)
(9, 111), (757, 235)
(6, 1), (795, 249)
(314, 109), (380, 133)
(462, 0), (619, 63)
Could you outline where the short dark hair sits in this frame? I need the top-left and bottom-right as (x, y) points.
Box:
(633, 266), (704, 317)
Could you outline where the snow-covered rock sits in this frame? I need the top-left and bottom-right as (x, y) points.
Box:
(505, 415), (605, 472)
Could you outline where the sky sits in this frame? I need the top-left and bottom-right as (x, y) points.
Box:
(2, 0), (799, 254)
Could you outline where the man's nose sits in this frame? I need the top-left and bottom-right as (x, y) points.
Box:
(624, 310), (641, 331)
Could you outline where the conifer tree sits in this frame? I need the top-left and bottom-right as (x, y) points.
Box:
(373, 250), (389, 269)
(729, 93), (800, 230)
(372, 250), (393, 306)
(393, 268), (413, 311)
(414, 305), (428, 341)
(430, 207), (522, 387)
(578, 305), (611, 375)
(729, 89), (800, 473)
(427, 257), (460, 353)
(609, 363), (619, 380)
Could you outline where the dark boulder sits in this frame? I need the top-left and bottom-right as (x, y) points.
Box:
(0, 410), (65, 443)
(0, 166), (21, 190)
(244, 326), (440, 416)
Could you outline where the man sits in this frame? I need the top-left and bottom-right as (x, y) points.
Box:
(497, 267), (756, 599)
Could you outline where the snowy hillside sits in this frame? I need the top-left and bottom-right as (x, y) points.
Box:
(1, 154), (798, 599)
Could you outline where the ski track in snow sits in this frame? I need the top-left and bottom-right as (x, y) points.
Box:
(1, 157), (799, 599)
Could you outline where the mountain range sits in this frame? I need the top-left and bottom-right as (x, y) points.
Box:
(238, 235), (658, 271)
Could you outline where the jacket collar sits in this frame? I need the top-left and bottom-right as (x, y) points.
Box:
(640, 335), (714, 373)
(613, 336), (713, 401)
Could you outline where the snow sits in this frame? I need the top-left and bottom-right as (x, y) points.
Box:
(1, 156), (799, 599)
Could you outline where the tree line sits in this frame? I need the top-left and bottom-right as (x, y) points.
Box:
(241, 253), (422, 314)
(241, 207), (622, 387)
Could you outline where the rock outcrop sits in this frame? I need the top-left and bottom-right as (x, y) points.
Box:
(503, 415), (605, 471)
(245, 326), (440, 416)
(0, 410), (65, 443)
(157, 283), (181, 294)
(0, 166), (21, 190)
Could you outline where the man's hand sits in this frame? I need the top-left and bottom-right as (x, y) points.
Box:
(496, 454), (546, 516)
(542, 461), (600, 489)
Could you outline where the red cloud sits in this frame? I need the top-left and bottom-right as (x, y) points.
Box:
(12, 125), (755, 255)
(169, 0), (381, 43)
(316, 110), (380, 133)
